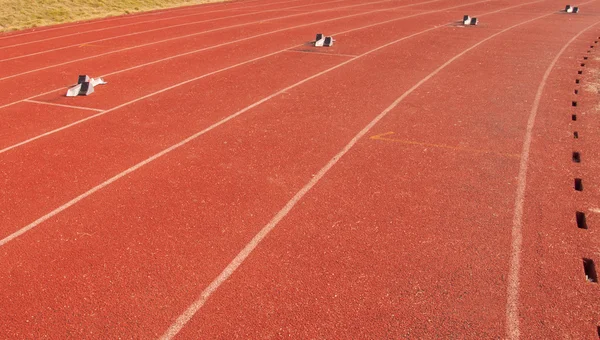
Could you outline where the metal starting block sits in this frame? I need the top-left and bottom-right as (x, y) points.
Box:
(565, 5), (579, 13)
(66, 75), (107, 97)
(314, 33), (334, 47)
(463, 15), (478, 25)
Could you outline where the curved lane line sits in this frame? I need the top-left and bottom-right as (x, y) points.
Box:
(505, 14), (600, 340)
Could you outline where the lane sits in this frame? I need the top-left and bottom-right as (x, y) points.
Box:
(165, 3), (600, 338)
(0, 0), (296, 46)
(0, 1), (585, 338)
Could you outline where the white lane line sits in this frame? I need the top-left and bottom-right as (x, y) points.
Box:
(0, 0), (524, 247)
(0, 0), (341, 56)
(159, 10), (559, 339)
(0, 0), (289, 42)
(505, 13), (600, 340)
(0, 0), (493, 153)
(24, 99), (106, 113)
(0, 0), (402, 68)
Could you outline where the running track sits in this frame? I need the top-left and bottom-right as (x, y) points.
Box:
(1, 0), (600, 338)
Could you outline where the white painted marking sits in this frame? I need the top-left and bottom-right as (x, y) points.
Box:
(24, 99), (105, 113)
(588, 208), (600, 214)
(160, 9), (557, 340)
(505, 14), (600, 340)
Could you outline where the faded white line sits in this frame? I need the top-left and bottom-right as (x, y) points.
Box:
(159, 8), (559, 340)
(24, 99), (106, 113)
(505, 12), (599, 340)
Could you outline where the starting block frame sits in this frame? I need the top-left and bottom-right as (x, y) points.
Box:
(66, 74), (107, 97)
(463, 15), (478, 25)
(314, 33), (334, 47)
(565, 5), (579, 13)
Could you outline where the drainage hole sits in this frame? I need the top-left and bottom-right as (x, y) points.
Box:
(574, 131), (579, 139)
(575, 89), (579, 94)
(572, 101), (578, 107)
(575, 178), (583, 191)
(576, 79), (581, 84)
(581, 63), (586, 67)
(573, 151), (581, 162)
(577, 211), (588, 229)
(584, 56), (589, 60)
(572, 114), (578, 121)
(583, 258), (598, 283)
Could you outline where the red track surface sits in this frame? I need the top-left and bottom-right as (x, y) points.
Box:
(1, 0), (600, 338)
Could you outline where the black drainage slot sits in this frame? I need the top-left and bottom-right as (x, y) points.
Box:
(578, 70), (583, 74)
(597, 326), (600, 338)
(575, 178), (583, 191)
(573, 152), (581, 162)
(572, 114), (578, 121)
(576, 79), (581, 84)
(584, 56), (589, 60)
(583, 258), (598, 283)
(573, 101), (578, 107)
(577, 211), (588, 229)
(575, 89), (579, 94)
(581, 63), (586, 67)
(574, 131), (579, 139)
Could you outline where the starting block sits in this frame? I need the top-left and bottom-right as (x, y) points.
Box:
(463, 15), (478, 25)
(565, 5), (579, 13)
(66, 74), (107, 97)
(314, 33), (334, 47)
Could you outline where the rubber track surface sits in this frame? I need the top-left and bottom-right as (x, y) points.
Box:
(1, 0), (600, 338)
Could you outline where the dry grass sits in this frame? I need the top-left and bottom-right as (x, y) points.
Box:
(0, 0), (225, 32)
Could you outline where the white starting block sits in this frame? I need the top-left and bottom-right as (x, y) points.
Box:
(463, 15), (478, 25)
(66, 75), (107, 97)
(565, 5), (579, 13)
(314, 33), (334, 47)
